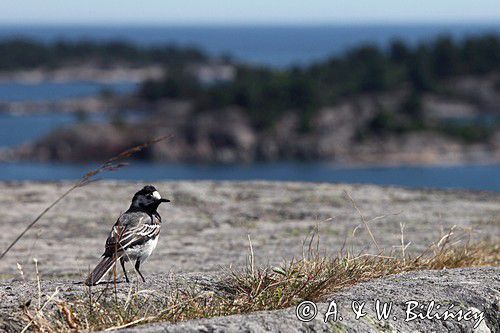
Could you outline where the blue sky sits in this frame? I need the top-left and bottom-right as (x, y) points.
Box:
(2, 0), (500, 25)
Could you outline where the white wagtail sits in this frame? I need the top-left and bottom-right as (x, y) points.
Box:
(85, 185), (170, 286)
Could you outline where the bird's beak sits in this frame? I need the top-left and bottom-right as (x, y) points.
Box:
(160, 198), (170, 203)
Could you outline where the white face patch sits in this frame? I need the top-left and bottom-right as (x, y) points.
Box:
(152, 191), (162, 200)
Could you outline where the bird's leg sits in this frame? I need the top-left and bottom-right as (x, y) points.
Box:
(134, 260), (146, 282)
(120, 257), (129, 283)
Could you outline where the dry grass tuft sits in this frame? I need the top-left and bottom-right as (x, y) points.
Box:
(225, 238), (499, 313)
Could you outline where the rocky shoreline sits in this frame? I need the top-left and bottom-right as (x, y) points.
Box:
(3, 99), (500, 166)
(1, 74), (500, 165)
(0, 65), (163, 85)
(7, 120), (500, 166)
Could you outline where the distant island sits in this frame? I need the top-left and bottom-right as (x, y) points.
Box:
(1, 35), (500, 165)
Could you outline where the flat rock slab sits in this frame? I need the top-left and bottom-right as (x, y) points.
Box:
(120, 267), (499, 333)
(0, 181), (498, 280)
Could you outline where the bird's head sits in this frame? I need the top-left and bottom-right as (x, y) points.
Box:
(130, 185), (170, 212)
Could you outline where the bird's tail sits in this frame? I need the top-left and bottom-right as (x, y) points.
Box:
(84, 255), (122, 286)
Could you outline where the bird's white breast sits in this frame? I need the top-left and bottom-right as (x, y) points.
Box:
(141, 236), (158, 261)
(123, 236), (159, 262)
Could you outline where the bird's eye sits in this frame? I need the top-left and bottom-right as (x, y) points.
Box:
(146, 194), (152, 198)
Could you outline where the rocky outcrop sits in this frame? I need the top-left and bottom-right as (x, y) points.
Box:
(1, 268), (498, 332)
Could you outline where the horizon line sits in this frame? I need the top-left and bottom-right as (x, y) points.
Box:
(2, 19), (500, 28)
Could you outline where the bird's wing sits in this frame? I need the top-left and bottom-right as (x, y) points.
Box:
(103, 213), (160, 256)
